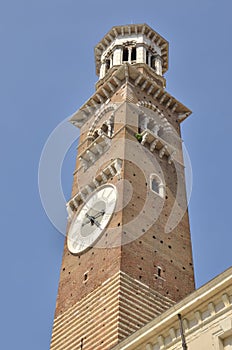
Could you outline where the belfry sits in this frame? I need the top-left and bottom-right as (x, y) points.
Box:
(50, 24), (195, 350)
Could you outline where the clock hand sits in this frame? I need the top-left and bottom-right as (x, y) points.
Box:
(85, 213), (95, 226)
(84, 210), (104, 221)
(81, 214), (93, 227)
(91, 218), (102, 229)
(94, 210), (105, 219)
(82, 220), (91, 227)
(85, 213), (102, 229)
(81, 213), (91, 227)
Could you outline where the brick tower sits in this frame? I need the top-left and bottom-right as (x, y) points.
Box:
(50, 24), (195, 350)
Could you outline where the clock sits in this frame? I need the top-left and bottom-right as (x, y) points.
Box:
(67, 184), (117, 254)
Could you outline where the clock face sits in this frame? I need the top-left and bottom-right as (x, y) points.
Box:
(67, 184), (117, 254)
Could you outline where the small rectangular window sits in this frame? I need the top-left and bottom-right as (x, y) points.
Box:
(131, 47), (136, 61)
(123, 48), (128, 62)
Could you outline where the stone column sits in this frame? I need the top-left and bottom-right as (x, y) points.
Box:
(128, 47), (132, 63)
(107, 115), (114, 137)
(113, 47), (122, 65)
(155, 55), (163, 75)
(148, 52), (151, 67)
(136, 45), (146, 63)
(99, 61), (106, 79)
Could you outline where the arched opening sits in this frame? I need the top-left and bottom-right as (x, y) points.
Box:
(150, 174), (164, 198)
(101, 117), (114, 137)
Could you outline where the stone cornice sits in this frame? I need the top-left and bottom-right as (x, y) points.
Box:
(69, 64), (191, 128)
(95, 23), (169, 75)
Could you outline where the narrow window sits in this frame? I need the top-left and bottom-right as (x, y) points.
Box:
(152, 178), (159, 193)
(93, 130), (99, 140)
(150, 174), (164, 198)
(146, 50), (149, 65)
(101, 123), (108, 134)
(105, 59), (110, 71)
(157, 267), (162, 277)
(131, 47), (136, 62)
(151, 56), (156, 70)
(123, 48), (129, 62)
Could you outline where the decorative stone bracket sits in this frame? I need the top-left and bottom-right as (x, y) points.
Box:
(79, 131), (111, 171)
(66, 158), (123, 219)
(140, 129), (177, 164)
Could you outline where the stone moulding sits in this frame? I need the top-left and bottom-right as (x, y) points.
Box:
(139, 129), (178, 165)
(69, 64), (191, 129)
(94, 23), (169, 76)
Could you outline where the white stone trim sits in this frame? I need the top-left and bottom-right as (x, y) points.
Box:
(150, 173), (165, 198)
(139, 129), (178, 164)
(69, 64), (191, 128)
(66, 158), (123, 218)
(78, 132), (111, 171)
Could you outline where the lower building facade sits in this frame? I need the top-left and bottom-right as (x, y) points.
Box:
(111, 267), (232, 350)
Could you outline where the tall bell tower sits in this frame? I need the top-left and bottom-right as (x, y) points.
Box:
(50, 24), (195, 350)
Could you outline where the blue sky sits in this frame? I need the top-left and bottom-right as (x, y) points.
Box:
(1, 1), (232, 349)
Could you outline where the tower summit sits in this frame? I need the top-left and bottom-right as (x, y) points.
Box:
(95, 24), (168, 85)
(50, 24), (195, 350)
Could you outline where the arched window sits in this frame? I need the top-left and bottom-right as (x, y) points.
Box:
(150, 174), (164, 198)
(123, 48), (129, 62)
